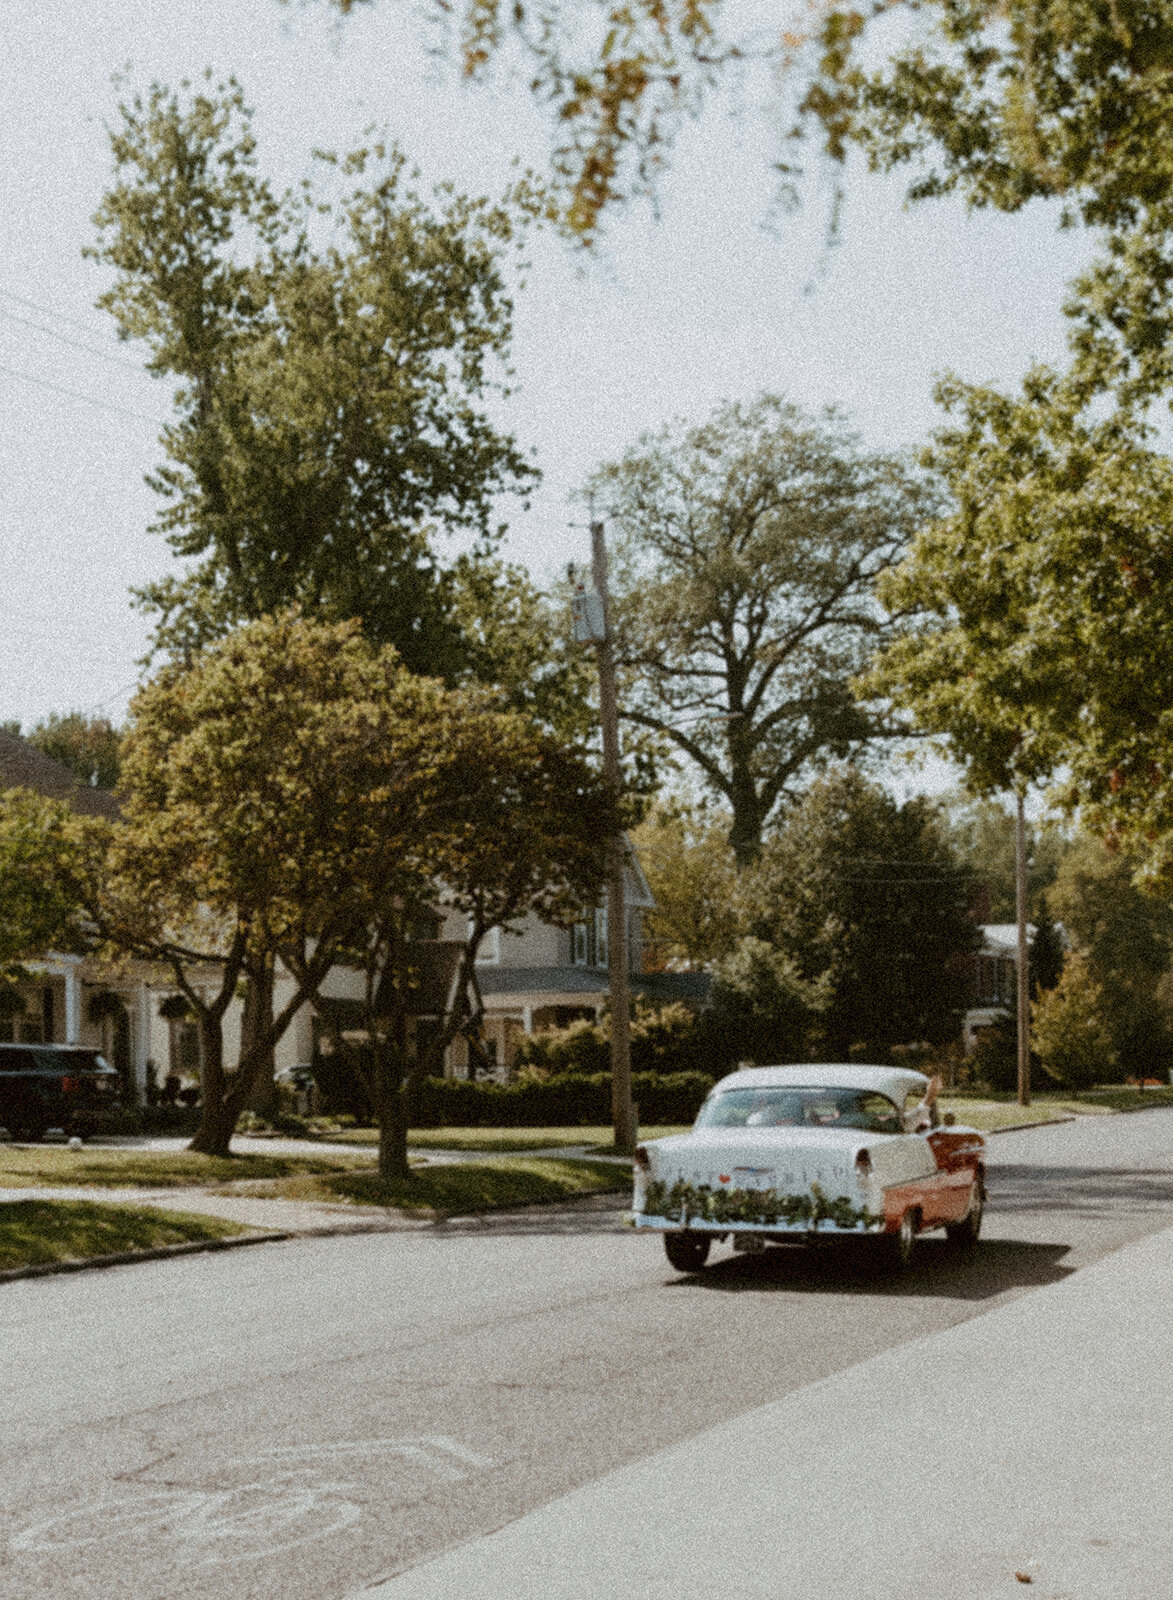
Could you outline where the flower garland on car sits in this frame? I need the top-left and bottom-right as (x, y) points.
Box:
(642, 1177), (878, 1231)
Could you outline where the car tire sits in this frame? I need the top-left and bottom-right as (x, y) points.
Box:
(884, 1208), (918, 1273)
(946, 1179), (984, 1247)
(664, 1231), (712, 1273)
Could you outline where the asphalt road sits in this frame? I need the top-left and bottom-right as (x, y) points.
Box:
(4, 1109), (1173, 1600)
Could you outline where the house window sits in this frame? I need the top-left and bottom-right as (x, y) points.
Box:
(594, 907), (609, 969)
(573, 921), (589, 966)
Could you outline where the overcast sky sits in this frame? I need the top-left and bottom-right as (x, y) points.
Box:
(1, 0), (1095, 740)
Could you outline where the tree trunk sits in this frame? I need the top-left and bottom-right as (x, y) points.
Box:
(243, 964), (277, 1116)
(728, 754), (764, 868)
(375, 1040), (411, 1181)
(188, 1018), (236, 1157)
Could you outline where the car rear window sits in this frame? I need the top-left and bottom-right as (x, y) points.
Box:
(695, 1086), (903, 1134)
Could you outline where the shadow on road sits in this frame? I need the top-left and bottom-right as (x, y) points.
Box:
(663, 1236), (1076, 1301)
(991, 1165), (1173, 1218)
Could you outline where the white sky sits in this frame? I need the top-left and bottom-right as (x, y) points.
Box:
(0, 0), (1095, 740)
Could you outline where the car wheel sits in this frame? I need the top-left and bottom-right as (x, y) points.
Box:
(664, 1231), (712, 1273)
(946, 1179), (984, 1247)
(884, 1208), (918, 1273)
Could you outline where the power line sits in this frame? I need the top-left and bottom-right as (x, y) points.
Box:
(0, 287), (115, 339)
(0, 362), (166, 427)
(0, 304), (147, 373)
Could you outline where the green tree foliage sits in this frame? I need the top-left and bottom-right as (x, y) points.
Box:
(745, 770), (979, 1057)
(590, 396), (938, 865)
(1031, 951), (1117, 1089)
(1046, 833), (1173, 1079)
(23, 713), (122, 790)
(632, 805), (740, 969)
(312, 1), (1173, 242)
(939, 793), (1071, 922)
(705, 937), (828, 1066)
(515, 1002), (718, 1078)
(862, 370), (1173, 873)
(0, 790), (101, 974)
(5, 614), (615, 1163)
(89, 76), (540, 678)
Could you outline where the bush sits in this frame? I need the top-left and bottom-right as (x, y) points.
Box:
(515, 1003), (722, 1080)
(1031, 953), (1117, 1089)
(408, 1070), (716, 1128)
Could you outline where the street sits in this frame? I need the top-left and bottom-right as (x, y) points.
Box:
(4, 1110), (1173, 1600)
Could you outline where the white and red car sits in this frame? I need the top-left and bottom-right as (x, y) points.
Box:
(632, 1063), (985, 1273)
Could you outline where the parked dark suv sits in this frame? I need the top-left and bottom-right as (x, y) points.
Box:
(0, 1044), (121, 1142)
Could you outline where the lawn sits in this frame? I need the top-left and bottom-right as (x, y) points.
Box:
(319, 1125), (689, 1152)
(941, 1087), (1173, 1128)
(0, 1200), (248, 1271)
(0, 1146), (374, 1189)
(211, 1156), (629, 1214)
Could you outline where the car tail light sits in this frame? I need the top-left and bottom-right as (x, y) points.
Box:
(61, 1076), (80, 1094)
(633, 1145), (650, 1170)
(854, 1149), (872, 1176)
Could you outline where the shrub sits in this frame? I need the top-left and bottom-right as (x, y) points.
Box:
(408, 1070), (715, 1128)
(515, 1003), (722, 1080)
(1031, 952), (1117, 1089)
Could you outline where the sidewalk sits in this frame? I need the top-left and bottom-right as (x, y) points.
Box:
(354, 1219), (1173, 1600)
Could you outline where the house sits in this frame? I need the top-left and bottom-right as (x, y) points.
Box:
(284, 848), (711, 1085)
(963, 923), (1032, 1052)
(0, 731), (212, 1100)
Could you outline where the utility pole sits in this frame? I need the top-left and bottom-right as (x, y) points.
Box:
(1015, 789), (1031, 1107)
(585, 517), (635, 1154)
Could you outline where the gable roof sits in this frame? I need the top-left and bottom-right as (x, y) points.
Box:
(0, 730), (120, 820)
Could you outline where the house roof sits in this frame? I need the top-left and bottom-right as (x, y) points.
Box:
(0, 730), (120, 820)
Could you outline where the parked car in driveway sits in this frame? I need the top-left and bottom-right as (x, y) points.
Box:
(0, 1043), (121, 1142)
(632, 1063), (986, 1273)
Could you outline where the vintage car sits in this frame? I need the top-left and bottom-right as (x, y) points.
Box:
(632, 1064), (985, 1273)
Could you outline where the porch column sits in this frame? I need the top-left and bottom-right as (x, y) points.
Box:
(522, 1005), (534, 1035)
(135, 985), (153, 1104)
(63, 965), (81, 1044)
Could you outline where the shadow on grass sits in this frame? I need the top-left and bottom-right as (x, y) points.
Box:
(660, 1235), (1076, 1302)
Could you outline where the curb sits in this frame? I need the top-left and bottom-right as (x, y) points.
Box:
(986, 1115), (1077, 1135)
(0, 1227), (290, 1285)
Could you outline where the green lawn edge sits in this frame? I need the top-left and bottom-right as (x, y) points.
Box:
(0, 1199), (248, 1272)
(211, 1156), (629, 1214)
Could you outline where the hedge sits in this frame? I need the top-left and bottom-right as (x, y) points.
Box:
(407, 1070), (715, 1128)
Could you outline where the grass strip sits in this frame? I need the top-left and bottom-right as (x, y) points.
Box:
(317, 1124), (689, 1152)
(0, 1200), (247, 1271)
(212, 1156), (628, 1214)
(0, 1147), (373, 1190)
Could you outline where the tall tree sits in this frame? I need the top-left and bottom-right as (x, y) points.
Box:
(589, 395), (938, 864)
(23, 713), (122, 790)
(90, 76), (538, 675)
(744, 769), (979, 1057)
(938, 793), (1071, 922)
(1046, 833), (1173, 1079)
(632, 804), (741, 969)
(865, 370), (1173, 882)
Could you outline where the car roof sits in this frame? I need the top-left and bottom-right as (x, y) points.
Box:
(711, 1063), (932, 1103)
